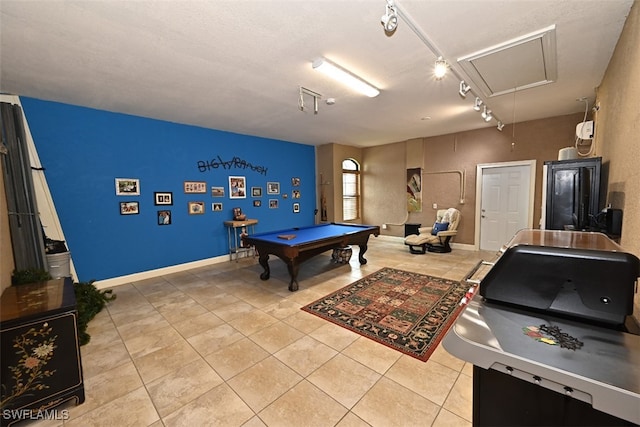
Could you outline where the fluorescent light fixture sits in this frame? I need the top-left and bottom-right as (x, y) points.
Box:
(459, 80), (471, 98)
(312, 57), (380, 97)
(434, 57), (448, 80)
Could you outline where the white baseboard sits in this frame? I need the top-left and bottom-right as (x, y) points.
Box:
(93, 254), (229, 290)
(451, 242), (475, 251)
(89, 237), (476, 290)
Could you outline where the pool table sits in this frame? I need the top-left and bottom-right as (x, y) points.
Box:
(241, 223), (380, 291)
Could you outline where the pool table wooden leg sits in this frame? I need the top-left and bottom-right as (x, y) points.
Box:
(358, 244), (369, 264)
(287, 262), (299, 292)
(258, 254), (270, 280)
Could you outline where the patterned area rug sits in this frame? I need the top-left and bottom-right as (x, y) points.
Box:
(301, 267), (473, 362)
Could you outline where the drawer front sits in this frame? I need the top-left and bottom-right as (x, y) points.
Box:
(1, 312), (83, 418)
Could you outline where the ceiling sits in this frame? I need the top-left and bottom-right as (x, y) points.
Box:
(0, 1), (633, 148)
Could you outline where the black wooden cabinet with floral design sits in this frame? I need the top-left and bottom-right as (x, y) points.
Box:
(0, 278), (84, 426)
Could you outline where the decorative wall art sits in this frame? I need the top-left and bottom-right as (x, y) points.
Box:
(120, 201), (139, 215)
(115, 178), (140, 196)
(293, 203), (300, 213)
(21, 97), (317, 284)
(292, 177), (300, 186)
(407, 168), (422, 213)
(292, 190), (301, 199)
(212, 202), (223, 212)
(229, 176), (246, 199)
(251, 187), (262, 197)
(211, 187), (225, 197)
(188, 201), (205, 215)
(267, 182), (280, 195)
(154, 192), (173, 205)
(184, 181), (207, 193)
(158, 210), (171, 225)
(269, 199), (279, 209)
(253, 200), (261, 207)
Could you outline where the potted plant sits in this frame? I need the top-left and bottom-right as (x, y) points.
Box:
(10, 270), (116, 345)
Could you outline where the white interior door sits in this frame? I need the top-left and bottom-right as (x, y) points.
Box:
(479, 164), (533, 251)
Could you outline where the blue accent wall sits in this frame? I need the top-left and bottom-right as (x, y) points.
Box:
(20, 98), (316, 282)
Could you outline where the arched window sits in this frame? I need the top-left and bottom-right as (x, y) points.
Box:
(342, 158), (360, 221)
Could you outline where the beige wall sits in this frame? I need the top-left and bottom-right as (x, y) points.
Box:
(362, 141), (407, 230)
(358, 113), (584, 244)
(593, 0), (639, 319)
(595, 0), (639, 256)
(316, 143), (363, 223)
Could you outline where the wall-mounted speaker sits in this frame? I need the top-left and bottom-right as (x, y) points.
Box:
(605, 209), (622, 236)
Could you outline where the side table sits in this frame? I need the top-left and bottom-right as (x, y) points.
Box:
(223, 219), (258, 261)
(0, 278), (84, 426)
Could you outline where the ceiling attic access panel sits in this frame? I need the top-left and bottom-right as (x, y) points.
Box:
(457, 25), (557, 97)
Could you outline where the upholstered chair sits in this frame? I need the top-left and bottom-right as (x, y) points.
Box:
(404, 208), (461, 254)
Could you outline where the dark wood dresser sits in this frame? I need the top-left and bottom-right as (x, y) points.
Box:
(1, 278), (84, 426)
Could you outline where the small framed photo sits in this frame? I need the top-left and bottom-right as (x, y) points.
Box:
(253, 200), (261, 207)
(115, 178), (140, 196)
(293, 203), (300, 213)
(188, 201), (205, 215)
(120, 201), (139, 215)
(212, 202), (223, 211)
(211, 186), (225, 197)
(267, 182), (280, 195)
(251, 187), (262, 197)
(292, 190), (301, 199)
(269, 199), (279, 209)
(184, 181), (207, 193)
(229, 176), (246, 199)
(158, 210), (171, 225)
(292, 177), (300, 187)
(154, 192), (173, 205)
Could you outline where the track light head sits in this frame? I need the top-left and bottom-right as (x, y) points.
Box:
(381, 1), (398, 33)
(482, 107), (493, 122)
(459, 81), (471, 98)
(434, 57), (447, 80)
(497, 121), (505, 131)
(473, 97), (483, 111)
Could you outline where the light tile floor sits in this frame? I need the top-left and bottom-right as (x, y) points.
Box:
(36, 237), (497, 426)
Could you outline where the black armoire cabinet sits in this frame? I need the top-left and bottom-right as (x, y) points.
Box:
(544, 157), (602, 231)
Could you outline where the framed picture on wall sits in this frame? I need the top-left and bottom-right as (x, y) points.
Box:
(120, 201), (139, 215)
(251, 187), (262, 197)
(154, 192), (173, 205)
(212, 202), (223, 211)
(292, 177), (300, 186)
(115, 178), (140, 196)
(157, 210), (171, 225)
(184, 181), (207, 193)
(293, 203), (300, 213)
(253, 200), (261, 207)
(267, 182), (280, 195)
(229, 176), (246, 199)
(211, 186), (225, 197)
(188, 201), (205, 215)
(269, 199), (279, 209)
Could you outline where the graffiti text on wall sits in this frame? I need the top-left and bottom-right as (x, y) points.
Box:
(197, 156), (268, 176)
